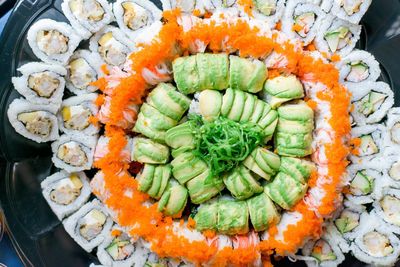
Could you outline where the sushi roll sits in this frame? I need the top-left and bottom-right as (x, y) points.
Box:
(194, 199), (218, 231)
(281, 0), (325, 46)
(246, 192), (280, 232)
(51, 134), (98, 172)
(12, 62), (66, 105)
(161, 0), (205, 14)
(349, 81), (394, 125)
(89, 26), (134, 68)
(157, 178), (188, 217)
(263, 75), (305, 108)
(97, 96), (139, 129)
(63, 199), (113, 252)
(250, 0), (286, 28)
(61, 0), (114, 39)
(165, 121), (197, 149)
(27, 19), (82, 65)
(196, 90), (224, 122)
(113, 0), (162, 40)
(66, 50), (102, 95)
(345, 164), (382, 204)
(275, 101), (314, 157)
(94, 135), (132, 164)
(223, 166), (263, 200)
(384, 108), (400, 149)
(131, 137), (170, 164)
(41, 171), (91, 220)
(331, 0), (372, 24)
(301, 235), (345, 267)
(7, 98), (59, 143)
(350, 124), (385, 164)
(171, 152), (208, 184)
(58, 94), (100, 136)
(203, 0), (237, 11)
(186, 169), (225, 204)
(337, 50), (381, 84)
(217, 197), (249, 235)
(243, 147), (281, 181)
(314, 15), (361, 57)
(136, 164), (172, 200)
(372, 188), (400, 234)
(350, 213), (400, 266)
(97, 225), (142, 267)
(378, 153), (400, 189)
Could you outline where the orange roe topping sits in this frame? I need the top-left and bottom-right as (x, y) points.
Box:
(238, 0), (254, 17)
(292, 24), (303, 32)
(331, 54), (341, 62)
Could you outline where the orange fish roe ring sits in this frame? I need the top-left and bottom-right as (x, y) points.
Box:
(92, 10), (351, 266)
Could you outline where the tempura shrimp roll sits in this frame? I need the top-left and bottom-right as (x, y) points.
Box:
(7, 98), (59, 143)
(41, 171), (91, 220)
(27, 19), (82, 65)
(61, 0), (114, 39)
(372, 188), (400, 235)
(12, 62), (66, 106)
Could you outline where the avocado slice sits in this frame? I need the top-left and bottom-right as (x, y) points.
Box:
(249, 100), (266, 124)
(280, 157), (315, 183)
(133, 114), (167, 143)
(240, 94), (256, 122)
(227, 89), (246, 121)
(158, 179), (188, 217)
(171, 146), (193, 158)
(239, 166), (263, 194)
(137, 164), (156, 192)
(194, 200), (218, 231)
(139, 103), (178, 130)
(105, 242), (119, 259)
(263, 118), (279, 142)
(155, 164), (172, 199)
(334, 209), (360, 234)
(187, 170), (225, 204)
(223, 169), (254, 200)
(147, 83), (191, 121)
(324, 27), (349, 53)
(217, 198), (249, 235)
(263, 75), (304, 108)
(346, 62), (369, 82)
(275, 146), (312, 158)
(350, 170), (373, 196)
(199, 90), (223, 121)
(254, 0), (276, 16)
(229, 55), (267, 93)
(147, 168), (163, 198)
(277, 102), (314, 122)
(358, 91), (387, 116)
(132, 137), (170, 164)
(247, 192), (280, 232)
(277, 118), (314, 134)
(359, 134), (378, 156)
(171, 153), (208, 184)
(275, 132), (313, 149)
(165, 121), (196, 149)
(252, 148), (280, 175)
(258, 109), (278, 129)
(196, 53), (229, 91)
(243, 155), (272, 181)
(311, 240), (337, 262)
(221, 88), (235, 117)
(172, 56), (200, 94)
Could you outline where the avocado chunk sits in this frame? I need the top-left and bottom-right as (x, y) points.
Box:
(275, 132), (313, 149)
(229, 55), (267, 93)
(173, 56), (200, 94)
(334, 209), (360, 234)
(358, 134), (378, 156)
(217, 198), (249, 235)
(264, 172), (308, 210)
(263, 75), (304, 108)
(251, 147), (281, 176)
(187, 170), (225, 204)
(147, 83), (191, 121)
(227, 89), (246, 121)
(324, 27), (350, 53)
(346, 61), (369, 82)
(223, 167), (262, 200)
(157, 179), (188, 217)
(254, 0), (277, 16)
(279, 157), (315, 184)
(133, 114), (167, 143)
(277, 118), (314, 134)
(132, 137), (170, 164)
(243, 154), (272, 181)
(171, 146), (193, 158)
(147, 164), (171, 199)
(194, 200), (219, 231)
(165, 121), (197, 149)
(277, 101), (314, 122)
(199, 90), (223, 121)
(311, 240), (337, 262)
(137, 164), (156, 192)
(240, 94), (256, 122)
(196, 53), (229, 90)
(221, 88), (235, 116)
(350, 170), (373, 196)
(358, 91), (387, 116)
(258, 109), (278, 129)
(249, 100), (267, 124)
(137, 103), (178, 130)
(247, 192), (280, 232)
(171, 152), (208, 184)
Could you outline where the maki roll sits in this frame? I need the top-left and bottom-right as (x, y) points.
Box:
(63, 199), (113, 252)
(279, 157), (316, 183)
(350, 81), (394, 125)
(372, 188), (400, 234)
(61, 0), (114, 39)
(337, 50), (381, 84)
(113, 0), (162, 40)
(350, 124), (385, 164)
(385, 108), (400, 149)
(250, 0), (286, 28)
(157, 178), (188, 217)
(194, 199), (218, 232)
(97, 226), (147, 267)
(223, 166), (263, 200)
(136, 164), (172, 200)
(94, 135), (132, 164)
(345, 164), (382, 204)
(302, 236), (345, 267)
(161, 0), (205, 14)
(217, 197), (249, 235)
(58, 93), (100, 136)
(350, 213), (400, 266)
(186, 169), (225, 204)
(203, 0), (237, 11)
(379, 153), (400, 189)
(314, 15), (361, 57)
(281, 0), (325, 45)
(66, 50), (101, 95)
(275, 101), (314, 157)
(51, 134), (98, 172)
(41, 171), (91, 220)
(263, 75), (305, 108)
(331, 0), (372, 24)
(27, 19), (82, 65)
(7, 98), (59, 143)
(246, 192), (280, 232)
(165, 121), (197, 149)
(12, 62), (66, 105)
(171, 152), (208, 184)
(243, 147), (281, 181)
(228, 55), (267, 93)
(131, 137), (170, 164)
(89, 26), (134, 68)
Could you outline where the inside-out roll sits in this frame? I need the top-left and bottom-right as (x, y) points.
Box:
(203, 0), (237, 11)
(337, 50), (381, 84)
(66, 50), (101, 95)
(89, 26), (134, 68)
(372, 188), (400, 235)
(314, 15), (361, 57)
(7, 98), (59, 143)
(58, 93), (100, 136)
(161, 0), (205, 14)
(12, 62), (66, 106)
(249, 0), (286, 28)
(384, 108), (400, 149)
(27, 19), (82, 65)
(51, 133), (98, 172)
(350, 124), (385, 165)
(331, 0), (372, 24)
(41, 171), (91, 220)
(61, 0), (114, 39)
(282, 0), (325, 45)
(113, 0), (162, 40)
(63, 199), (113, 252)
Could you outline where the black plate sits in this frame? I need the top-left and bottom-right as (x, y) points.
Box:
(0, 0), (400, 266)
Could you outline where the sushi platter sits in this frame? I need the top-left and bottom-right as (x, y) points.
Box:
(1, 0), (400, 266)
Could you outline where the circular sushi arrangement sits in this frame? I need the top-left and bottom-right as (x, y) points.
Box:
(5, 0), (400, 266)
